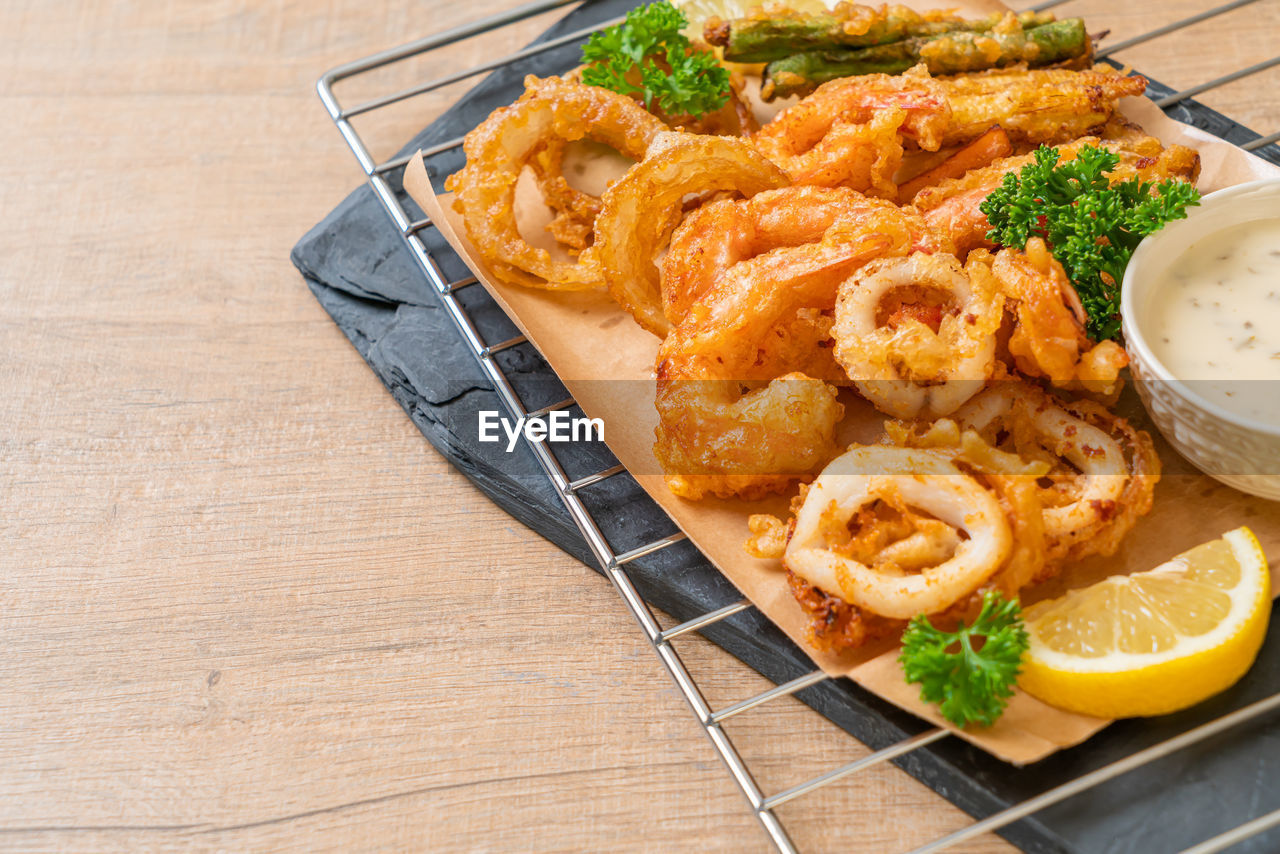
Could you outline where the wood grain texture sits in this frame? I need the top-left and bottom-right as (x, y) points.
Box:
(0, 1), (1275, 851)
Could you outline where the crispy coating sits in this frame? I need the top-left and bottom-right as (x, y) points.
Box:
(833, 251), (1004, 419)
(784, 445), (1013, 620)
(753, 65), (1147, 203)
(655, 187), (922, 500)
(937, 65), (1148, 146)
(884, 418), (1054, 596)
(662, 182), (944, 328)
(769, 421), (1059, 651)
(953, 380), (1160, 564)
(446, 75), (666, 289)
(753, 68), (951, 196)
(787, 570), (902, 653)
(768, 388), (1159, 650)
(528, 70), (761, 253)
(529, 139), (600, 252)
(976, 239), (1129, 398)
(911, 130), (1202, 255)
(592, 132), (789, 337)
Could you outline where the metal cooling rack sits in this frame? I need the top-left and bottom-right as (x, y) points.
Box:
(316, 1), (1280, 850)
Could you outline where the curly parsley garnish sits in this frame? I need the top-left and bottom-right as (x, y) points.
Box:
(581, 1), (731, 118)
(899, 591), (1029, 729)
(981, 144), (1201, 341)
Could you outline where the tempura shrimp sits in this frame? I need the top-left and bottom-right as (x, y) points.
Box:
(662, 184), (945, 327)
(592, 132), (789, 337)
(753, 70), (950, 197)
(655, 188), (921, 500)
(980, 239), (1129, 398)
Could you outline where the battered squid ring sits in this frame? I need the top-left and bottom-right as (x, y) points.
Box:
(784, 446), (1012, 621)
(883, 418), (1054, 596)
(655, 188), (920, 500)
(833, 251), (1003, 419)
(593, 133), (789, 337)
(953, 381), (1160, 562)
(445, 75), (666, 290)
(753, 71), (950, 197)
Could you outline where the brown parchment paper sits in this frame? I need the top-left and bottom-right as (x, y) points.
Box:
(403, 0), (1280, 764)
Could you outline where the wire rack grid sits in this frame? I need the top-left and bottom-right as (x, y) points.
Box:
(315, 1), (1280, 851)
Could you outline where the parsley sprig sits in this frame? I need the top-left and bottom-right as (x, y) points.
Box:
(581, 2), (731, 118)
(899, 592), (1029, 729)
(981, 145), (1201, 341)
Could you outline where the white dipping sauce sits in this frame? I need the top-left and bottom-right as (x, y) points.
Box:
(1147, 216), (1280, 425)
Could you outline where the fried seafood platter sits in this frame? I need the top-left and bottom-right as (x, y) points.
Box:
(404, 0), (1280, 762)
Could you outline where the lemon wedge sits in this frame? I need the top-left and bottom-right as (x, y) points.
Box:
(1020, 527), (1271, 718)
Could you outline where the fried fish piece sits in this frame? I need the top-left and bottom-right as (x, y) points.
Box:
(937, 65), (1148, 146)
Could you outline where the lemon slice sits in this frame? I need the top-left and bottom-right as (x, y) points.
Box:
(1020, 527), (1271, 718)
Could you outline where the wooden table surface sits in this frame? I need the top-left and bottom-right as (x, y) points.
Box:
(2, 0), (1277, 851)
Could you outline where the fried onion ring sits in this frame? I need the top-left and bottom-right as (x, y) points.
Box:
(784, 446), (1012, 621)
(526, 72), (760, 254)
(529, 139), (600, 252)
(753, 70), (950, 196)
(833, 251), (1003, 419)
(445, 75), (666, 290)
(592, 132), (789, 337)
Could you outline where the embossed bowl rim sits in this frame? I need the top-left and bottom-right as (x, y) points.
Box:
(1121, 177), (1280, 439)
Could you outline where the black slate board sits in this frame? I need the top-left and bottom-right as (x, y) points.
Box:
(291, 4), (1280, 850)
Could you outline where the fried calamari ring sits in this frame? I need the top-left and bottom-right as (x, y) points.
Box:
(784, 446), (1012, 621)
(750, 503), (903, 652)
(593, 132), (790, 337)
(445, 75), (666, 290)
(833, 251), (1003, 419)
(954, 381), (1160, 563)
(883, 418), (1054, 596)
(978, 239), (1128, 398)
(752, 70), (950, 196)
(656, 189), (920, 500)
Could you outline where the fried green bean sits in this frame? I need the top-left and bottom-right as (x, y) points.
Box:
(760, 19), (1091, 101)
(706, 8), (1057, 64)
